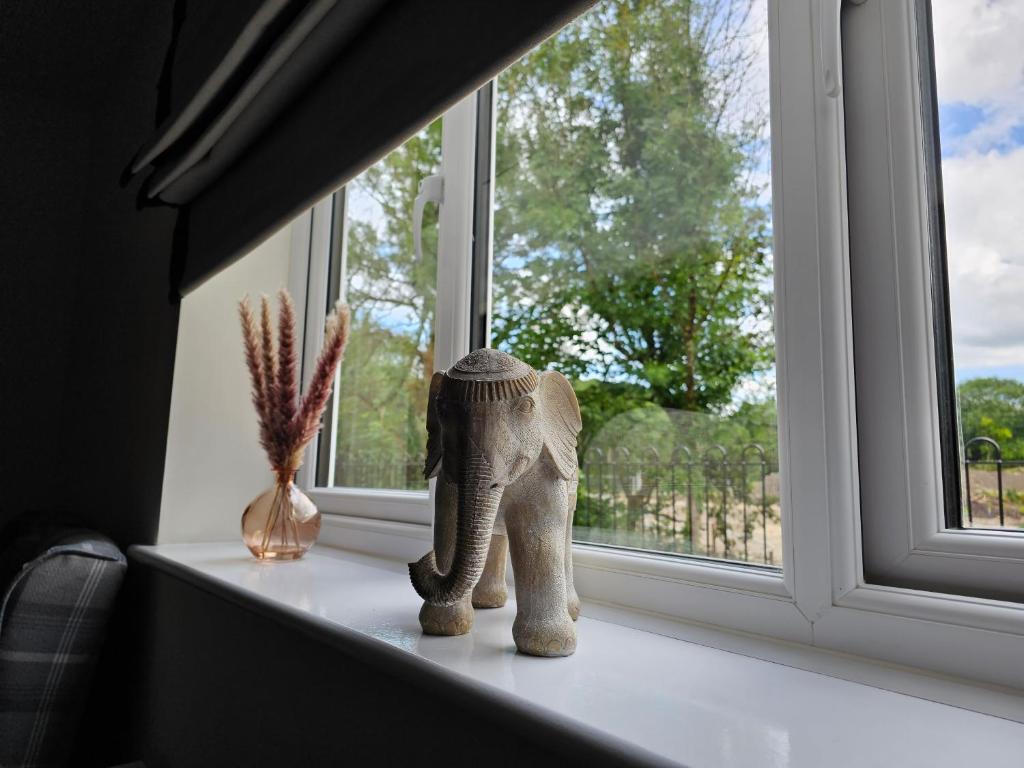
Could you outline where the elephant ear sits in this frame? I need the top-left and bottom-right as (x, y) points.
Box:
(423, 371), (445, 479)
(538, 370), (582, 480)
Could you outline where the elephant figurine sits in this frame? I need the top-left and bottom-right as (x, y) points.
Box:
(409, 348), (583, 657)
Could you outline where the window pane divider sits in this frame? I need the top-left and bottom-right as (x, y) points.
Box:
(294, 196), (333, 493)
(432, 92), (478, 372)
(847, 0), (1024, 601)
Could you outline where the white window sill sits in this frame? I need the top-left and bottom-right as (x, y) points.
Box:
(130, 541), (1024, 767)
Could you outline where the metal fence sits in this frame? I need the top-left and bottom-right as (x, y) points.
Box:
(334, 444), (781, 566)
(334, 435), (1021, 561)
(334, 453), (427, 491)
(963, 436), (1024, 528)
(577, 444), (779, 565)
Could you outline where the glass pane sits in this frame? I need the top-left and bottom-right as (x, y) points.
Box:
(931, 1), (1024, 530)
(326, 118), (442, 491)
(492, 0), (781, 565)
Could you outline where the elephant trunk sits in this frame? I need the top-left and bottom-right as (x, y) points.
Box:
(409, 455), (502, 606)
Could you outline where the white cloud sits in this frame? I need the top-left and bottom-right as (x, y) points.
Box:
(932, 0), (1024, 106)
(942, 146), (1024, 368)
(931, 0), (1024, 155)
(924, 1), (1024, 374)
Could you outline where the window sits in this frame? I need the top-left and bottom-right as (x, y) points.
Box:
(298, 95), (480, 525)
(847, 0), (1024, 602)
(294, 0), (1024, 689)
(491, 2), (780, 566)
(314, 119), (442, 493)
(307, 0), (782, 569)
(930, 0), (1024, 533)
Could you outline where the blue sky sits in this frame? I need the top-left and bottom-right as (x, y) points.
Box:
(938, 103), (986, 149)
(957, 365), (1024, 384)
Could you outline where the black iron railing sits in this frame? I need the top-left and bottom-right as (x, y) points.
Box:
(962, 436), (1024, 528)
(332, 444), (781, 565)
(576, 444), (779, 565)
(334, 453), (427, 491)
(333, 435), (1020, 560)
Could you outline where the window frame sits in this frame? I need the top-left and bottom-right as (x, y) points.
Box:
(845, 0), (1024, 603)
(286, 0), (1024, 689)
(294, 93), (482, 525)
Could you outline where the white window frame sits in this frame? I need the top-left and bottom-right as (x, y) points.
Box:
(845, 0), (1024, 602)
(292, 93), (481, 526)
(286, 0), (1024, 689)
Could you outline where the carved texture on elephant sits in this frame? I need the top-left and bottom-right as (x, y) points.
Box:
(411, 350), (584, 656)
(424, 371), (444, 480)
(538, 371), (582, 480)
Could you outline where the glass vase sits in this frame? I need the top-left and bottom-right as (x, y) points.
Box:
(241, 470), (321, 561)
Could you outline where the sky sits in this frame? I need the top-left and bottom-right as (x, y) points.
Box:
(931, 0), (1024, 383)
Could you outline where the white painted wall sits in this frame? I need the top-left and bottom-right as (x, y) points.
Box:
(159, 225), (295, 543)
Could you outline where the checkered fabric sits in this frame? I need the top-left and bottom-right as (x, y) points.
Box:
(0, 525), (126, 768)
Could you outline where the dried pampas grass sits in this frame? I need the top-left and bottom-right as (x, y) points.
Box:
(239, 291), (350, 474)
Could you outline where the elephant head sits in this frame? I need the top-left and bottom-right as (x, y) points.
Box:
(409, 349), (582, 607)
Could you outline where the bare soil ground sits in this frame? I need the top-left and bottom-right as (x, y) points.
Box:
(963, 468), (1024, 528)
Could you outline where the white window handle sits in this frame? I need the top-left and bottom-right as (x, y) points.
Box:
(821, 0), (842, 97)
(413, 174), (444, 262)
(821, 0), (866, 98)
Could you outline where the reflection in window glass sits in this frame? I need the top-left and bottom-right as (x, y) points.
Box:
(931, 1), (1024, 530)
(492, 0), (781, 565)
(328, 119), (441, 491)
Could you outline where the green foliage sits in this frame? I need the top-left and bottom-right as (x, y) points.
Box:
(493, 0), (773, 417)
(958, 377), (1024, 461)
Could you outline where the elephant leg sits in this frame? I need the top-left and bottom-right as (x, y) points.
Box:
(565, 483), (580, 621)
(506, 489), (576, 657)
(419, 599), (473, 636)
(419, 476), (473, 635)
(472, 533), (508, 608)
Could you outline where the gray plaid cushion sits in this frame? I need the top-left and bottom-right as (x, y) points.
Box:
(0, 527), (126, 768)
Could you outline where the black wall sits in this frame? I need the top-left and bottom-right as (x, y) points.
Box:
(98, 564), (657, 768)
(1, 0), (179, 547)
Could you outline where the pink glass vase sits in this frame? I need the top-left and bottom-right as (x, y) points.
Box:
(241, 470), (321, 561)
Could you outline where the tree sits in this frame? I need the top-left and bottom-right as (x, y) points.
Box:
(958, 377), (1024, 461)
(492, 0), (772, 429)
